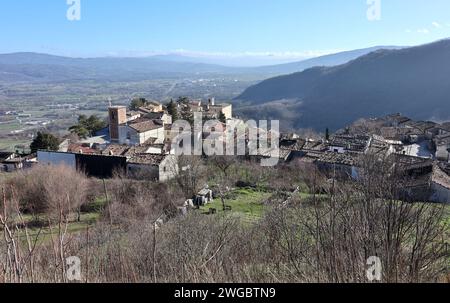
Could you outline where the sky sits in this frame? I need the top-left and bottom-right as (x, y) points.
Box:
(1, 0), (450, 66)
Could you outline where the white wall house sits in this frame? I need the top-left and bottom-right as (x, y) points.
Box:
(118, 121), (165, 145)
(436, 143), (450, 162)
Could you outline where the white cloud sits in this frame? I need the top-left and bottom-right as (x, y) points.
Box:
(432, 22), (442, 28)
(417, 28), (430, 34)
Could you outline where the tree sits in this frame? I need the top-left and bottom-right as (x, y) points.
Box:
(325, 128), (330, 141)
(69, 115), (106, 138)
(30, 132), (59, 153)
(174, 156), (206, 199)
(176, 97), (190, 105)
(218, 112), (227, 124)
(167, 99), (179, 121)
(130, 97), (148, 110)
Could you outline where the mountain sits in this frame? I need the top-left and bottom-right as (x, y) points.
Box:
(0, 46), (403, 83)
(250, 46), (403, 74)
(0, 52), (245, 82)
(236, 39), (450, 131)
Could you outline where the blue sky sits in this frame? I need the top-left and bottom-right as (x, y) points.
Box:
(1, 0), (450, 65)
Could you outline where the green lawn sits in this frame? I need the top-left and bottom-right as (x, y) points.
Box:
(200, 188), (272, 224)
(18, 212), (101, 245)
(0, 138), (31, 151)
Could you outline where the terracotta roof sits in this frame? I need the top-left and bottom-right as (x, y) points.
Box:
(128, 154), (166, 165)
(129, 119), (164, 133)
(102, 144), (130, 156)
(329, 135), (370, 152)
(316, 152), (359, 166)
(385, 114), (411, 125)
(303, 140), (327, 151)
(380, 127), (421, 140)
(144, 112), (166, 120)
(280, 138), (306, 151)
(393, 154), (433, 170)
(409, 121), (437, 133)
(68, 144), (98, 155)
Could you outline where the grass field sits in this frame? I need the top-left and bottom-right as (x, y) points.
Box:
(199, 188), (272, 224)
(11, 197), (107, 245)
(0, 138), (31, 151)
(21, 212), (101, 245)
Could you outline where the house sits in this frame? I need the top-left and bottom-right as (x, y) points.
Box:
(144, 112), (173, 125)
(394, 154), (433, 174)
(124, 118), (165, 145)
(430, 164), (450, 203)
(181, 98), (233, 120)
(279, 138), (307, 162)
(67, 143), (99, 155)
(408, 121), (437, 140)
(205, 103), (233, 120)
(384, 113), (411, 127)
(328, 135), (371, 154)
(37, 151), (127, 178)
(315, 152), (360, 179)
(0, 152), (22, 172)
(109, 106), (166, 145)
(380, 127), (423, 144)
(127, 154), (178, 181)
(434, 134), (450, 162)
(137, 101), (163, 113)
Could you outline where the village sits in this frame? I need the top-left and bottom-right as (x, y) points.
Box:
(1, 99), (450, 204)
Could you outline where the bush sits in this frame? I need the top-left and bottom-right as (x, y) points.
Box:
(3, 165), (89, 217)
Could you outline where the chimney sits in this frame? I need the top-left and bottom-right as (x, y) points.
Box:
(211, 97), (215, 106)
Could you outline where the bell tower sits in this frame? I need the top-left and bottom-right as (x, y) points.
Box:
(109, 106), (127, 142)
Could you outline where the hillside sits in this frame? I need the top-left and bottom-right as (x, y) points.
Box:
(236, 39), (450, 131)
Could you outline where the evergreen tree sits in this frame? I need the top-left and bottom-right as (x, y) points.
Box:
(167, 99), (179, 121)
(218, 112), (227, 124)
(325, 128), (330, 141)
(30, 132), (60, 153)
(69, 115), (106, 138)
(130, 97), (148, 110)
